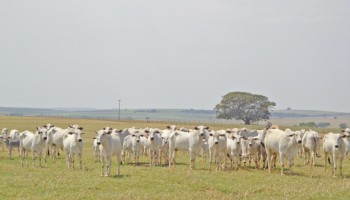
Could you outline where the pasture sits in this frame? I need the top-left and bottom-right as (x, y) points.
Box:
(1, 116), (350, 200)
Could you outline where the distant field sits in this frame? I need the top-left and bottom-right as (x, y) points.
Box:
(1, 116), (350, 199)
(1, 107), (350, 129)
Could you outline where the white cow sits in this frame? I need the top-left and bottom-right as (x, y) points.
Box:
(3, 135), (20, 159)
(147, 128), (163, 165)
(1, 128), (8, 151)
(160, 128), (172, 165)
(208, 130), (227, 171)
(239, 128), (259, 138)
(44, 127), (66, 161)
(95, 128), (122, 176)
(341, 129), (350, 159)
(140, 129), (150, 156)
(296, 130), (305, 158)
(302, 130), (321, 166)
(122, 129), (144, 165)
(201, 139), (209, 162)
(93, 137), (100, 163)
(63, 125), (84, 169)
(226, 134), (245, 170)
(9, 129), (20, 141)
(323, 132), (349, 177)
(19, 130), (34, 166)
(264, 128), (301, 175)
(19, 127), (47, 167)
(246, 137), (264, 169)
(168, 126), (207, 169)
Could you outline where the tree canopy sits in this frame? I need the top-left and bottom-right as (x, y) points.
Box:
(214, 91), (276, 125)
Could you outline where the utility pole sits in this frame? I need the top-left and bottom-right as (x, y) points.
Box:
(117, 99), (121, 120)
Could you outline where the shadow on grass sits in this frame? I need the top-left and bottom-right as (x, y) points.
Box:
(111, 174), (131, 179)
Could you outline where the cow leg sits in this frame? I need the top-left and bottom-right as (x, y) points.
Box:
(332, 154), (337, 177)
(101, 156), (105, 176)
(266, 148), (272, 173)
(25, 151), (28, 167)
(106, 157), (111, 177)
(20, 148), (24, 167)
(32, 151), (36, 167)
(79, 153), (82, 170)
(116, 154), (121, 176)
(339, 156), (344, 177)
(208, 150), (212, 171)
(38, 151), (42, 168)
(311, 151), (315, 167)
(280, 152), (285, 176)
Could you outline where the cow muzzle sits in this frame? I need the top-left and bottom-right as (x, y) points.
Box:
(297, 140), (302, 144)
(97, 142), (101, 145)
(43, 137), (47, 140)
(150, 137), (154, 140)
(335, 145), (339, 148)
(78, 139), (82, 142)
(215, 141), (218, 144)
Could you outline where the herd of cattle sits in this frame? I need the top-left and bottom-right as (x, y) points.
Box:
(1, 123), (350, 177)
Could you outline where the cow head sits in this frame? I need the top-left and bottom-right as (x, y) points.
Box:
(67, 125), (84, 142)
(95, 129), (112, 145)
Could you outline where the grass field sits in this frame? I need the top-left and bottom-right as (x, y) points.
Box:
(1, 116), (350, 200)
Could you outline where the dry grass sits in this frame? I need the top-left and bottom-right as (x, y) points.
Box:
(0, 116), (350, 200)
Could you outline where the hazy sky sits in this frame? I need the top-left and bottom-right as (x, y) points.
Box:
(1, 1), (349, 112)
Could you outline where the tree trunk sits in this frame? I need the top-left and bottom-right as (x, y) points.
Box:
(244, 119), (251, 125)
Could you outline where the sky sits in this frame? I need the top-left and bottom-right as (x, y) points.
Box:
(0, 0), (349, 112)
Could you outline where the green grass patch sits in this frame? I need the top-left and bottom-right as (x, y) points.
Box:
(0, 116), (350, 199)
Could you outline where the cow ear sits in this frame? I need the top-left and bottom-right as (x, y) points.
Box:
(93, 137), (96, 139)
(69, 125), (73, 128)
(95, 131), (98, 134)
(341, 130), (345, 132)
(231, 136), (236, 139)
(78, 127), (83, 131)
(209, 133), (213, 136)
(219, 134), (226, 137)
(194, 127), (199, 130)
(107, 131), (112, 135)
(145, 130), (150, 133)
(117, 130), (122, 133)
(103, 127), (106, 130)
(43, 125), (47, 128)
(226, 130), (232, 133)
(36, 127), (40, 131)
(342, 135), (347, 138)
(205, 127), (210, 130)
(287, 134), (295, 137)
(166, 126), (171, 129)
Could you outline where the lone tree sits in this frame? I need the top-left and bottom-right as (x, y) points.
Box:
(214, 91), (276, 125)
